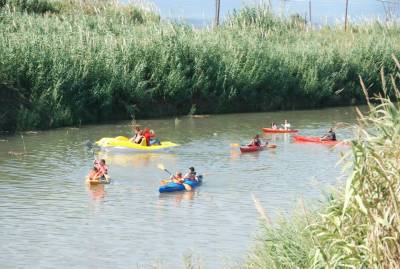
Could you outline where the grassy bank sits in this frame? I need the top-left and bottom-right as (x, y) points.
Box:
(1, 1), (400, 132)
(246, 58), (400, 268)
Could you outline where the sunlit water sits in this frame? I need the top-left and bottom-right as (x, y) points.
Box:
(0, 107), (358, 268)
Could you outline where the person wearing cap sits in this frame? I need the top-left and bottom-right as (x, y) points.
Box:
(184, 167), (197, 181)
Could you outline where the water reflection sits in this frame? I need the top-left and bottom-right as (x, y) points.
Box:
(97, 152), (177, 167)
(158, 190), (197, 207)
(87, 184), (106, 201)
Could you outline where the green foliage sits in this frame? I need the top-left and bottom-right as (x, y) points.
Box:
(6, 0), (60, 14)
(0, 4), (399, 132)
(246, 217), (315, 269)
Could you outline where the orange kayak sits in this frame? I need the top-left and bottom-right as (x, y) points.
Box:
(262, 128), (298, 134)
(292, 135), (347, 145)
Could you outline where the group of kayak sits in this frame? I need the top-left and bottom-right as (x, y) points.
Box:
(240, 120), (343, 153)
(87, 120), (343, 191)
(86, 159), (203, 193)
(88, 126), (202, 193)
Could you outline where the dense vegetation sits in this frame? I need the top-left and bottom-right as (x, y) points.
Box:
(1, 1), (400, 132)
(246, 59), (400, 268)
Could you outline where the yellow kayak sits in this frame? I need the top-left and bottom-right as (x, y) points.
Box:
(95, 136), (179, 151)
(85, 174), (111, 185)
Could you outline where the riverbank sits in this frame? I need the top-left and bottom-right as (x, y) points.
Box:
(1, 1), (400, 132)
(246, 60), (400, 268)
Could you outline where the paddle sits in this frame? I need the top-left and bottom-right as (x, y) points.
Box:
(157, 164), (192, 191)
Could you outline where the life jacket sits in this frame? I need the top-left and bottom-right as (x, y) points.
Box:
(144, 132), (151, 146)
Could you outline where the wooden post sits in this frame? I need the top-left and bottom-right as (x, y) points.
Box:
(344, 0), (349, 31)
(309, 0), (312, 25)
(215, 0), (221, 27)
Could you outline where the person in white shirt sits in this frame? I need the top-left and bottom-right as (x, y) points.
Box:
(281, 120), (291, 130)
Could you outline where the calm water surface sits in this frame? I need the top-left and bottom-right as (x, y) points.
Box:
(0, 107), (358, 268)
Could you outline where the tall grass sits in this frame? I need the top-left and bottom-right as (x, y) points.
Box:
(246, 57), (400, 268)
(0, 3), (400, 131)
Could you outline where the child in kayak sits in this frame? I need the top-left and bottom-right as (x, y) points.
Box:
(149, 129), (161, 145)
(248, 135), (262, 147)
(184, 167), (197, 181)
(133, 130), (145, 144)
(87, 166), (101, 181)
(321, 128), (336, 141)
(170, 171), (184, 184)
(271, 122), (278, 130)
(94, 159), (108, 178)
(130, 126), (141, 142)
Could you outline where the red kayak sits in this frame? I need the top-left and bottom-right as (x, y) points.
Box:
(240, 144), (277, 153)
(262, 128), (298, 134)
(292, 135), (347, 146)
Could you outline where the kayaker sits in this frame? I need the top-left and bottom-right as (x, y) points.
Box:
(149, 129), (161, 145)
(281, 120), (291, 130)
(144, 128), (151, 146)
(271, 122), (278, 130)
(87, 166), (101, 181)
(249, 135), (262, 147)
(129, 126), (141, 142)
(93, 159), (108, 179)
(134, 130), (144, 144)
(170, 171), (184, 184)
(184, 167), (197, 181)
(321, 128), (336, 141)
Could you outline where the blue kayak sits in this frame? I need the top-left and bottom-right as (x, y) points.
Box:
(159, 176), (203, 193)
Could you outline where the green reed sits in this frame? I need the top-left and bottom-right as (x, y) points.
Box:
(0, 3), (399, 131)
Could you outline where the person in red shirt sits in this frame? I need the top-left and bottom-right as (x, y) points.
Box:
(144, 128), (151, 146)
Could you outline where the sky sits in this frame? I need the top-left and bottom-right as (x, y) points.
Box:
(146, 0), (399, 25)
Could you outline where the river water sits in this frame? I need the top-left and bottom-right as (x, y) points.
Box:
(0, 107), (357, 268)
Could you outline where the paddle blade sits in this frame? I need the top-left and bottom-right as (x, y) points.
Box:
(183, 183), (192, 191)
(230, 143), (240, 147)
(160, 179), (171, 185)
(157, 164), (165, 170)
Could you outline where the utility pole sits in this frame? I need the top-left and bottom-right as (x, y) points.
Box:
(308, 0), (312, 25)
(344, 0), (349, 31)
(215, 0), (221, 27)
